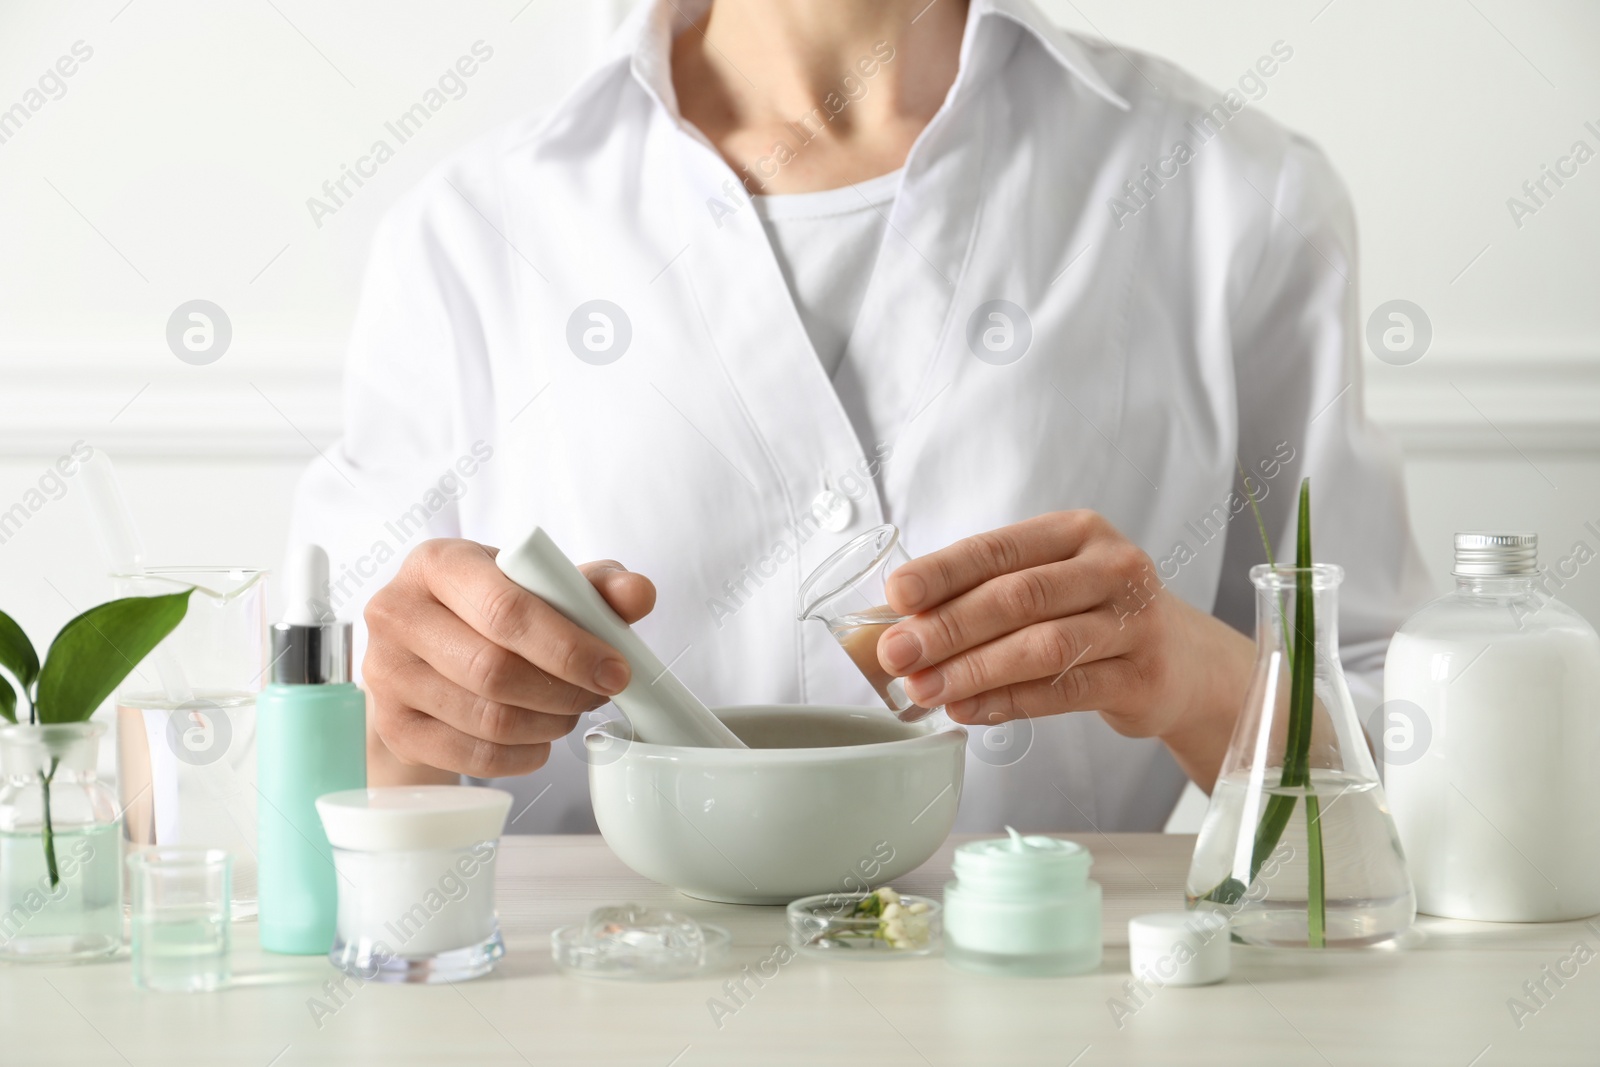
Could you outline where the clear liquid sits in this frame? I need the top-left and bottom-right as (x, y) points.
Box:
(1187, 769), (1416, 947)
(132, 909), (229, 992)
(0, 824), (123, 962)
(117, 691), (258, 917)
(827, 607), (936, 723)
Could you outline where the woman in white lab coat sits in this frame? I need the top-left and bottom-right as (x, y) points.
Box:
(290, 0), (1431, 832)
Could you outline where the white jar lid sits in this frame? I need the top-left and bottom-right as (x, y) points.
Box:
(1128, 911), (1230, 987)
(316, 786), (513, 852)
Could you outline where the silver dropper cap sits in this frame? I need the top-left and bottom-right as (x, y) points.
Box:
(271, 543), (353, 685)
(270, 620), (352, 684)
(1453, 532), (1538, 578)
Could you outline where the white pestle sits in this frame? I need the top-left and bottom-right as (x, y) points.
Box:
(496, 527), (746, 749)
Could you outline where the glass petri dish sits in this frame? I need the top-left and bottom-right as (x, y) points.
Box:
(787, 892), (942, 958)
(552, 903), (732, 980)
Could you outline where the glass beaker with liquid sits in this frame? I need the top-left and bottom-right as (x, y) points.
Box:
(115, 567), (268, 919)
(798, 524), (940, 723)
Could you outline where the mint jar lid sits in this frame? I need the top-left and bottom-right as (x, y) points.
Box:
(951, 828), (1092, 895)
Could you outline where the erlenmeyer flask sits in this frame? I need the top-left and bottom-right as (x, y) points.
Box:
(1186, 563), (1415, 947)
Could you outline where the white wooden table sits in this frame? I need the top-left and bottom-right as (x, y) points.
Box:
(4, 834), (1595, 1065)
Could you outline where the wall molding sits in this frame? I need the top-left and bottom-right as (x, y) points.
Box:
(1365, 350), (1600, 456)
(2, 355), (344, 460)
(3, 350), (1599, 459)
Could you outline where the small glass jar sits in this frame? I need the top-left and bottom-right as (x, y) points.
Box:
(943, 830), (1101, 977)
(128, 847), (232, 992)
(315, 786), (512, 983)
(0, 723), (123, 962)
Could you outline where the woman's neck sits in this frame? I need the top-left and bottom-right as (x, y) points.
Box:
(672, 0), (970, 194)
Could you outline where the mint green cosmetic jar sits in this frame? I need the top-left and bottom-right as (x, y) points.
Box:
(943, 830), (1102, 977)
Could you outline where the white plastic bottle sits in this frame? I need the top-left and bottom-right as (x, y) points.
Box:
(1384, 532), (1600, 921)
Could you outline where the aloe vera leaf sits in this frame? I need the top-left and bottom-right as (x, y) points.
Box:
(1290, 480), (1326, 945)
(1289, 479), (1316, 790)
(1230, 477), (1328, 946)
(1229, 461), (1300, 892)
(1305, 794), (1327, 947)
(1204, 877), (1248, 906)
(1249, 794), (1297, 882)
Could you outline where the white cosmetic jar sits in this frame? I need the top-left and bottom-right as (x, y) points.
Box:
(316, 786), (513, 984)
(1127, 911), (1231, 987)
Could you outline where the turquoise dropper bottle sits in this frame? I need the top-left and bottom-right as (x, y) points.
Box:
(257, 544), (367, 955)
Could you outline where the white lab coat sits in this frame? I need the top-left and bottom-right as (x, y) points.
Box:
(289, 0), (1431, 833)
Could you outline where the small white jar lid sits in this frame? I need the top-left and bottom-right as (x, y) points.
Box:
(1128, 911), (1230, 987)
(316, 786), (512, 852)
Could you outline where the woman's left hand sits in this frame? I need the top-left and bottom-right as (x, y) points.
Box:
(878, 511), (1227, 743)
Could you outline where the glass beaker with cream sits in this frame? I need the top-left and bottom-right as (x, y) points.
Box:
(798, 524), (939, 723)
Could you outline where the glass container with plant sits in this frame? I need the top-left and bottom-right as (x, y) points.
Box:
(0, 591), (189, 962)
(1185, 479), (1415, 947)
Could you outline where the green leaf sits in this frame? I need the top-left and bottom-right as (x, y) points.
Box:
(1230, 475), (1328, 947)
(1203, 877), (1248, 907)
(1236, 458), (1278, 570)
(1236, 460), (1299, 892)
(0, 609), (40, 695)
(1289, 478), (1325, 946)
(1288, 479), (1315, 789)
(34, 590), (192, 724)
(1305, 794), (1326, 948)
(1249, 793), (1297, 883)
(0, 674), (14, 724)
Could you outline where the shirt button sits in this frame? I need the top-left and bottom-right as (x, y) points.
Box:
(812, 489), (852, 533)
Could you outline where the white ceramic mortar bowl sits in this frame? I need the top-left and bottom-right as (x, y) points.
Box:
(587, 705), (966, 905)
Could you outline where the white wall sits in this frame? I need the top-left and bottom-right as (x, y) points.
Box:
(3, 2), (1598, 822)
(0, 0), (630, 633)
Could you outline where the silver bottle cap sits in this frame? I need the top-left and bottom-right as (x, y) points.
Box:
(269, 620), (352, 685)
(1453, 532), (1538, 578)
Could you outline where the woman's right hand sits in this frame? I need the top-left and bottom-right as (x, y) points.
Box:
(363, 538), (656, 778)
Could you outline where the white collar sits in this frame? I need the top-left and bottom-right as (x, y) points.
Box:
(608, 0), (1130, 124)
(978, 0), (1130, 109)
